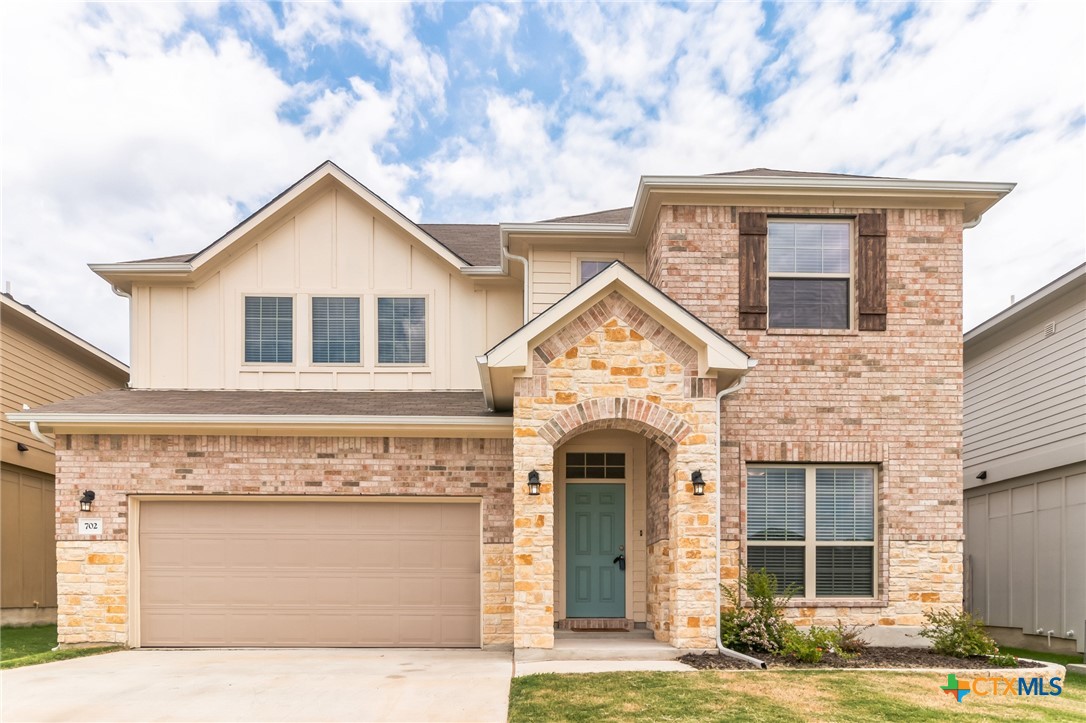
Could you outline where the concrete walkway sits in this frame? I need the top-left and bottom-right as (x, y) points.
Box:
(1, 649), (512, 723)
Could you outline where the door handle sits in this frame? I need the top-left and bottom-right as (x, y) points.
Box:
(612, 554), (626, 571)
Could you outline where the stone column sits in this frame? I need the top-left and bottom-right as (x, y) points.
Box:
(668, 406), (720, 650)
(512, 384), (556, 650)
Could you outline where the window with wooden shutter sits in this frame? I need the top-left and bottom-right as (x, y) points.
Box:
(746, 465), (877, 598)
(738, 212), (768, 329)
(856, 213), (887, 331)
(767, 220), (851, 330)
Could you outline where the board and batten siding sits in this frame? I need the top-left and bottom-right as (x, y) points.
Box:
(130, 188), (522, 391)
(963, 280), (1086, 483)
(964, 465), (1086, 652)
(529, 246), (647, 319)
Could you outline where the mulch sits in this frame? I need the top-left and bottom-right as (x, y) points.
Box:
(679, 647), (1048, 670)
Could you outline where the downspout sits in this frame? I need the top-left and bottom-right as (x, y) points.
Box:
(963, 214), (983, 230)
(501, 245), (530, 325)
(713, 365), (767, 669)
(22, 404), (55, 449)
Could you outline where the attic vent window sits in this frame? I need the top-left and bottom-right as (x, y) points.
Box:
(1044, 321), (1057, 337)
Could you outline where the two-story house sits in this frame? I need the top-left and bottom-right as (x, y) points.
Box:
(9, 163), (1013, 653)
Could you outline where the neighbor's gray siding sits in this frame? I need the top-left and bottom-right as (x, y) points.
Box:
(963, 282), (1085, 485)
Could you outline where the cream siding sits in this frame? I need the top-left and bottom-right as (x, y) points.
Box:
(131, 188), (522, 391)
(528, 246), (647, 319)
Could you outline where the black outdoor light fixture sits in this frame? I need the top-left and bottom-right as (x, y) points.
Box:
(976, 471), (988, 480)
(79, 490), (96, 512)
(691, 470), (706, 496)
(527, 470), (541, 496)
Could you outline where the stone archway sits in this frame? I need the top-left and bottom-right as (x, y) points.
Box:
(511, 306), (721, 651)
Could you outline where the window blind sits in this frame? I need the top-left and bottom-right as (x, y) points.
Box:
(815, 546), (874, 597)
(244, 296), (293, 363)
(747, 546), (805, 595)
(312, 297), (360, 364)
(747, 468), (805, 541)
(815, 468), (874, 541)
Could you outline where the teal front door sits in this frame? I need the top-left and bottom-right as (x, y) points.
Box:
(566, 484), (626, 618)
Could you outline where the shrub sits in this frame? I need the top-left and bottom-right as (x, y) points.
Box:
(719, 567), (797, 654)
(783, 626), (835, 663)
(832, 621), (871, 657)
(988, 652), (1019, 668)
(920, 608), (999, 658)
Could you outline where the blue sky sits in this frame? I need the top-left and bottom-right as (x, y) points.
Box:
(1, 1), (1083, 361)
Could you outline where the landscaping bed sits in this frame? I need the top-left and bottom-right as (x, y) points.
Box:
(680, 647), (1048, 670)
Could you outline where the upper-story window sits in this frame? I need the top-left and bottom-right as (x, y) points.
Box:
(377, 297), (426, 365)
(768, 221), (850, 329)
(312, 297), (360, 364)
(579, 259), (615, 285)
(244, 296), (293, 363)
(746, 465), (876, 598)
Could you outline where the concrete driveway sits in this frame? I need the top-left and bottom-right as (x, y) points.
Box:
(1, 649), (512, 722)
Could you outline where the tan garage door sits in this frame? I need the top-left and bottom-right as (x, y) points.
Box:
(139, 500), (480, 648)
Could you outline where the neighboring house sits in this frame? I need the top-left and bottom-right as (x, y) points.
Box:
(1, 293), (129, 625)
(963, 264), (1085, 655)
(8, 162), (1014, 652)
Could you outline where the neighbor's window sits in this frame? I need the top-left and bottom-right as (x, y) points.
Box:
(312, 297), (360, 364)
(565, 452), (626, 479)
(579, 259), (615, 284)
(377, 297), (426, 364)
(746, 465), (875, 597)
(244, 296), (293, 363)
(768, 221), (850, 329)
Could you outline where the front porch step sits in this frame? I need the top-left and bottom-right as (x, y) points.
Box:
(515, 630), (684, 662)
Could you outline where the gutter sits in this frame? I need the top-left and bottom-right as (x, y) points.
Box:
(713, 366), (767, 669)
(21, 405), (55, 448)
(6, 411), (512, 430)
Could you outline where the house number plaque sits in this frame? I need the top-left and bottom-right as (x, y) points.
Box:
(78, 518), (103, 535)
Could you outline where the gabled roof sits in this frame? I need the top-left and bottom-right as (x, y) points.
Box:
(965, 263), (1086, 344)
(476, 262), (753, 410)
(0, 293), (129, 377)
(93, 161), (503, 292)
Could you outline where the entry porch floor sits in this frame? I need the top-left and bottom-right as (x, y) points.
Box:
(514, 630), (690, 662)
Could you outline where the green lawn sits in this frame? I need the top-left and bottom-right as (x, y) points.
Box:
(509, 669), (1086, 722)
(999, 646), (1084, 666)
(1, 625), (120, 669)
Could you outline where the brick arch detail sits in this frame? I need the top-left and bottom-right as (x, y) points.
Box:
(537, 397), (692, 450)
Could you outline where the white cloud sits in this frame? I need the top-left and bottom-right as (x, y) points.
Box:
(1, 0), (1081, 365)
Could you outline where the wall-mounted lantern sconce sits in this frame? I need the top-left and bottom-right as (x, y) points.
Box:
(691, 470), (706, 496)
(527, 471), (541, 496)
(976, 471), (987, 480)
(79, 490), (96, 512)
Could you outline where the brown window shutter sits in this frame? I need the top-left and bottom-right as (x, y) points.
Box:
(738, 212), (768, 329)
(856, 212), (887, 331)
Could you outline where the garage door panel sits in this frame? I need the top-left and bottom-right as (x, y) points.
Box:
(140, 500), (480, 647)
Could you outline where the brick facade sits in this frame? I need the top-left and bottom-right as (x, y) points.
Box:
(54, 434), (514, 646)
(648, 204), (964, 630)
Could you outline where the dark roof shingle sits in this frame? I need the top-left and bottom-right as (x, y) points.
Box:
(28, 389), (506, 417)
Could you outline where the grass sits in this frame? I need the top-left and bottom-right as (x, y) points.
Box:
(999, 645), (1084, 666)
(509, 668), (1086, 722)
(1, 624), (121, 670)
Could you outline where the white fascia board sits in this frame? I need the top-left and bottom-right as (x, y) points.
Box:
(483, 263), (749, 373)
(6, 411), (511, 428)
(89, 262), (193, 273)
(965, 263), (1086, 344)
(0, 295), (129, 374)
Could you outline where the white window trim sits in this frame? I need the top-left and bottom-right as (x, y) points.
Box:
(374, 293), (430, 368)
(766, 218), (855, 331)
(573, 253), (623, 286)
(746, 463), (878, 599)
(309, 294), (364, 366)
(240, 293), (297, 366)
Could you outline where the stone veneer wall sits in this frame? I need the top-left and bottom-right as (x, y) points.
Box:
(647, 204), (964, 630)
(54, 434), (514, 647)
(646, 441), (670, 545)
(512, 291), (721, 650)
(646, 540), (672, 641)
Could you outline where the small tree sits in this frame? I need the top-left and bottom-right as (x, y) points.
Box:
(920, 608), (999, 658)
(720, 567), (798, 654)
